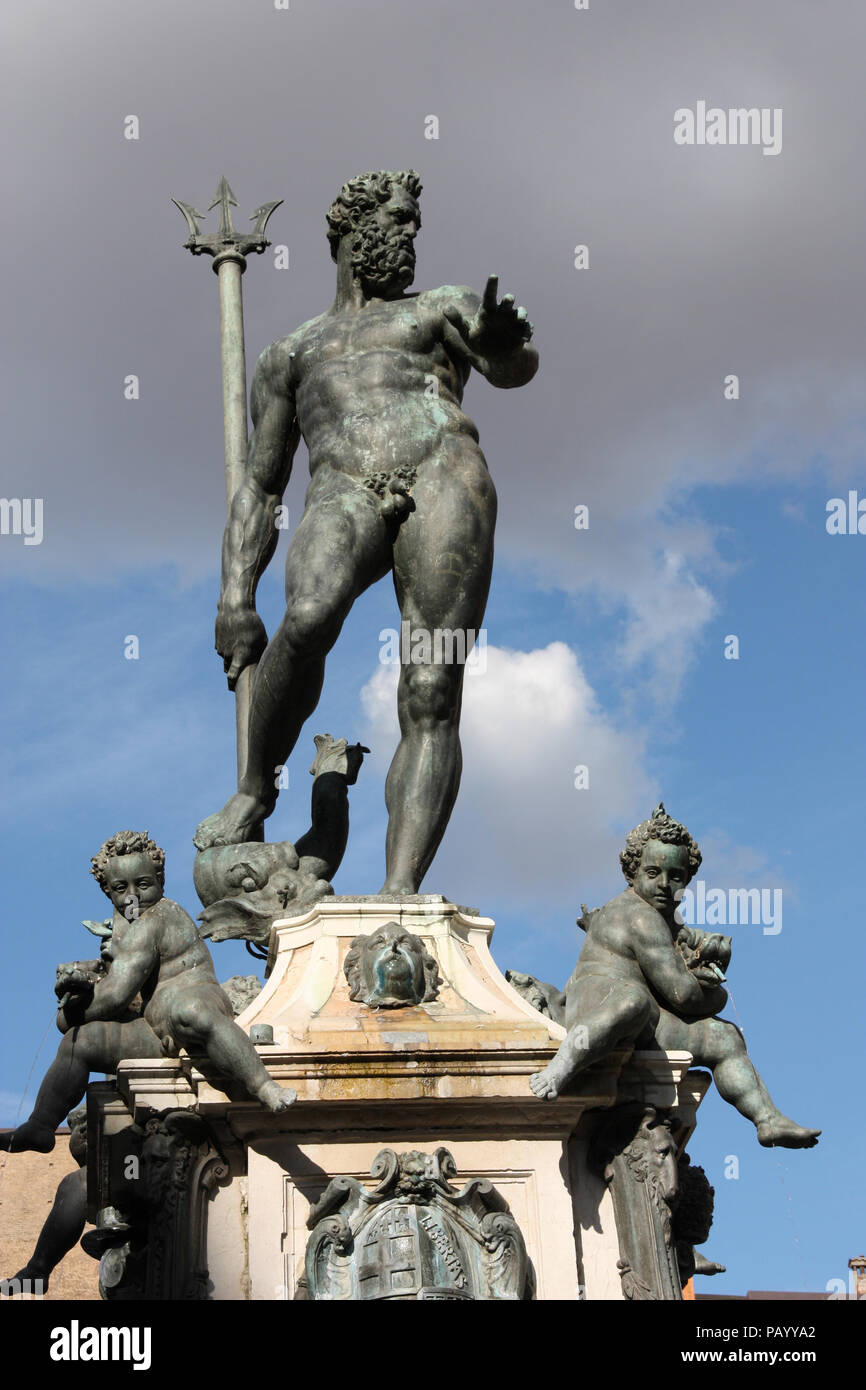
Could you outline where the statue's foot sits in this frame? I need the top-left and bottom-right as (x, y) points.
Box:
(379, 877), (420, 895)
(529, 1056), (573, 1101)
(0, 1122), (56, 1153)
(1, 1264), (48, 1295)
(194, 794), (268, 852)
(757, 1115), (821, 1149)
(257, 1080), (297, 1113)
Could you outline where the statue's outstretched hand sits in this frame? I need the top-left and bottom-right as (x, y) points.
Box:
(215, 606), (268, 690)
(443, 274), (533, 369)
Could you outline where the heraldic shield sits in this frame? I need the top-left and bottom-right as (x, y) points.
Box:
(301, 1147), (531, 1300)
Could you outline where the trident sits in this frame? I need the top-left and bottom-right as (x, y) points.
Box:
(173, 177), (282, 782)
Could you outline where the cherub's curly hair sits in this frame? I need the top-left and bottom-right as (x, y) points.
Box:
(619, 803), (702, 884)
(326, 170), (422, 261)
(673, 1154), (716, 1246)
(91, 830), (165, 895)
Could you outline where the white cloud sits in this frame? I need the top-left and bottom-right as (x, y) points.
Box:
(616, 548), (717, 697)
(361, 642), (656, 913)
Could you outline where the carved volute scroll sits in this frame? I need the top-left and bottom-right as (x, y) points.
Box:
(589, 1104), (682, 1301)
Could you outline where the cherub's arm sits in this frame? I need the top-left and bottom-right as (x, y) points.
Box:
(54, 961), (106, 1034)
(633, 918), (727, 1017)
(78, 925), (159, 1022)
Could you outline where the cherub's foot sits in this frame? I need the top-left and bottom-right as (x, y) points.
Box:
(0, 1122), (56, 1154)
(0, 1264), (48, 1295)
(757, 1114), (821, 1149)
(257, 1080), (297, 1113)
(530, 1055), (575, 1101)
(194, 794), (268, 852)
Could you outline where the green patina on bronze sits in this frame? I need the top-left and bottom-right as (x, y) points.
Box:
(191, 170), (539, 894)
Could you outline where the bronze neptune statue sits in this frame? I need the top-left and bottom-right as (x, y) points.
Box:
(193, 170), (538, 894)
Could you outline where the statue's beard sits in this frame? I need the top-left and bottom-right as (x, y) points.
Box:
(351, 224), (415, 294)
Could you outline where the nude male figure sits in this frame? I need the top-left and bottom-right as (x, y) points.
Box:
(193, 170), (538, 893)
(527, 806), (820, 1150)
(0, 831), (295, 1154)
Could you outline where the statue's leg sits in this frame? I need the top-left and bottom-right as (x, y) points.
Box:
(195, 481), (390, 849)
(530, 977), (657, 1100)
(171, 988), (296, 1112)
(3, 1167), (87, 1293)
(658, 1014), (821, 1148)
(381, 443), (496, 893)
(0, 1018), (163, 1153)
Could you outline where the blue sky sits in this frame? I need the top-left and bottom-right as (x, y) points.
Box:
(2, 472), (861, 1295)
(1, 0), (864, 1299)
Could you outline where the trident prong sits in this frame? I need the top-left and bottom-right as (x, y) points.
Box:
(171, 198), (207, 241)
(209, 175), (239, 240)
(172, 175), (282, 262)
(250, 199), (284, 240)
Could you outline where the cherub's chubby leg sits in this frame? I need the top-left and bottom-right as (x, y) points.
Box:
(0, 1019), (163, 1154)
(530, 977), (658, 1101)
(656, 1013), (820, 1149)
(1, 1167), (87, 1294)
(169, 988), (296, 1112)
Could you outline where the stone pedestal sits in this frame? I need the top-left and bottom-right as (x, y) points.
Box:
(86, 897), (710, 1300)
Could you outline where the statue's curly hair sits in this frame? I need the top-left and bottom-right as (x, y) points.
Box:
(619, 803), (702, 884)
(91, 830), (165, 895)
(326, 170), (422, 261)
(673, 1154), (716, 1246)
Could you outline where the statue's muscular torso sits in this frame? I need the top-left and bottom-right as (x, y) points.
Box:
(275, 287), (484, 481)
(106, 899), (229, 1044)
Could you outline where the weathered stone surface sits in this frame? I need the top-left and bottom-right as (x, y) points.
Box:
(102, 897), (711, 1300)
(302, 1147), (529, 1300)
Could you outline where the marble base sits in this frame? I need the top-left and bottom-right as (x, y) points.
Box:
(102, 896), (709, 1300)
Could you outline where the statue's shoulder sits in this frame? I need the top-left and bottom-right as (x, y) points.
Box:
(149, 897), (200, 941)
(418, 283), (479, 315)
(596, 889), (656, 934)
(257, 315), (325, 378)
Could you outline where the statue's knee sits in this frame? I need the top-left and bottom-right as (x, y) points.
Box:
(707, 1018), (743, 1061)
(172, 998), (208, 1038)
(720, 1019), (745, 1053)
(61, 1022), (103, 1069)
(285, 597), (339, 655)
(401, 664), (457, 724)
(625, 996), (655, 1038)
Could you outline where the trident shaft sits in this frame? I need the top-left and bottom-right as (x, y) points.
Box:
(173, 177), (282, 783)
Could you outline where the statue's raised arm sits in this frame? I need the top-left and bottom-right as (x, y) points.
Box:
(438, 274), (538, 389)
